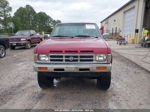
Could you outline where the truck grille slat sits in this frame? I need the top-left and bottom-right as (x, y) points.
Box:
(49, 54), (94, 63)
(65, 51), (78, 53)
(80, 51), (93, 53)
(50, 51), (63, 53)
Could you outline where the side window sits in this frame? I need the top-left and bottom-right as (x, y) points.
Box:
(30, 31), (32, 35)
(32, 31), (36, 35)
(30, 30), (35, 35)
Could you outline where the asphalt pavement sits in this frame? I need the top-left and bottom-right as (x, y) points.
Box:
(0, 47), (149, 109)
(107, 40), (150, 72)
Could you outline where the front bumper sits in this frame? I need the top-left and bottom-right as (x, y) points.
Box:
(10, 41), (28, 46)
(33, 63), (112, 72)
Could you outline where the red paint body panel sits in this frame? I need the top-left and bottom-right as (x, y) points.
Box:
(34, 37), (111, 54)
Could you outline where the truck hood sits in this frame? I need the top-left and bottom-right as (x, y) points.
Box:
(35, 37), (111, 54)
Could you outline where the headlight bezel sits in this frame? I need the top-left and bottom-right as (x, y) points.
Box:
(95, 54), (112, 63)
(95, 54), (107, 62)
(37, 54), (49, 62)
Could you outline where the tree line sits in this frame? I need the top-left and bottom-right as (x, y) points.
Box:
(0, 0), (61, 34)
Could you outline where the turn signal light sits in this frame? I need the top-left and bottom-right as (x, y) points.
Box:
(96, 66), (107, 70)
(37, 67), (48, 70)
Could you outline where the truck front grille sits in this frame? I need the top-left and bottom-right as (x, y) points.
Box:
(50, 55), (63, 62)
(10, 38), (21, 42)
(50, 54), (94, 63)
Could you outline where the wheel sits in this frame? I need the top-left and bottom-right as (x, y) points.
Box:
(119, 41), (121, 45)
(55, 77), (61, 81)
(97, 72), (111, 90)
(40, 39), (43, 42)
(117, 41), (119, 44)
(25, 41), (31, 49)
(145, 44), (149, 48)
(143, 43), (146, 48)
(0, 45), (6, 58)
(37, 72), (54, 89)
(10, 46), (15, 50)
(123, 42), (126, 45)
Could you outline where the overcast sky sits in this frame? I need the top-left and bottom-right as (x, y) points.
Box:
(8, 0), (130, 26)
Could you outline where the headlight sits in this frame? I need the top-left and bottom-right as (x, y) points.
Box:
(38, 54), (49, 61)
(95, 54), (112, 63)
(95, 54), (107, 62)
(21, 38), (26, 41)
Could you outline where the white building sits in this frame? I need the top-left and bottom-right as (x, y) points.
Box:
(101, 0), (150, 44)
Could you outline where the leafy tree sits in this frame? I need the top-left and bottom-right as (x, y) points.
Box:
(0, 1), (61, 34)
(12, 16), (20, 32)
(13, 5), (36, 30)
(34, 12), (53, 33)
(51, 20), (61, 28)
(13, 5), (61, 33)
(0, 0), (12, 32)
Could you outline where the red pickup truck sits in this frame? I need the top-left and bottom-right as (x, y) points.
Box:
(9, 30), (43, 49)
(34, 23), (112, 90)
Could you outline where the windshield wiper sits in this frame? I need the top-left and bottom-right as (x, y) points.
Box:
(74, 35), (99, 38)
(74, 35), (91, 37)
(52, 35), (69, 37)
(52, 35), (99, 38)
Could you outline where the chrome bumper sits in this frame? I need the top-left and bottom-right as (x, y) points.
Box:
(33, 63), (112, 72)
(10, 41), (28, 45)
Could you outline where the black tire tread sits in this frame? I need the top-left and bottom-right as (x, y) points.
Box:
(10, 46), (15, 50)
(37, 72), (53, 89)
(0, 45), (6, 58)
(97, 72), (111, 90)
(25, 41), (31, 49)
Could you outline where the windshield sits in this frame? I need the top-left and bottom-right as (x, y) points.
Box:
(51, 23), (101, 37)
(15, 31), (30, 36)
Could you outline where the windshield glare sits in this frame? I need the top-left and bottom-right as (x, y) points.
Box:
(15, 31), (30, 36)
(51, 24), (101, 37)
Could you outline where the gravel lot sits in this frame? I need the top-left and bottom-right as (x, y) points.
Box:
(0, 47), (150, 109)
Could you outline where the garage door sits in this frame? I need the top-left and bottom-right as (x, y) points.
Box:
(123, 8), (135, 40)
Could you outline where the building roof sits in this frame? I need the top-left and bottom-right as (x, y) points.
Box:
(101, 0), (136, 23)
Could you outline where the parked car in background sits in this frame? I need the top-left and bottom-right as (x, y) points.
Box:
(0, 35), (9, 58)
(103, 33), (110, 39)
(34, 23), (112, 90)
(44, 34), (50, 40)
(9, 30), (43, 49)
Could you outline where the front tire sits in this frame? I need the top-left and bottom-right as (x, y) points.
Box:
(97, 72), (111, 90)
(25, 41), (31, 49)
(0, 45), (6, 58)
(10, 46), (15, 50)
(37, 72), (54, 89)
